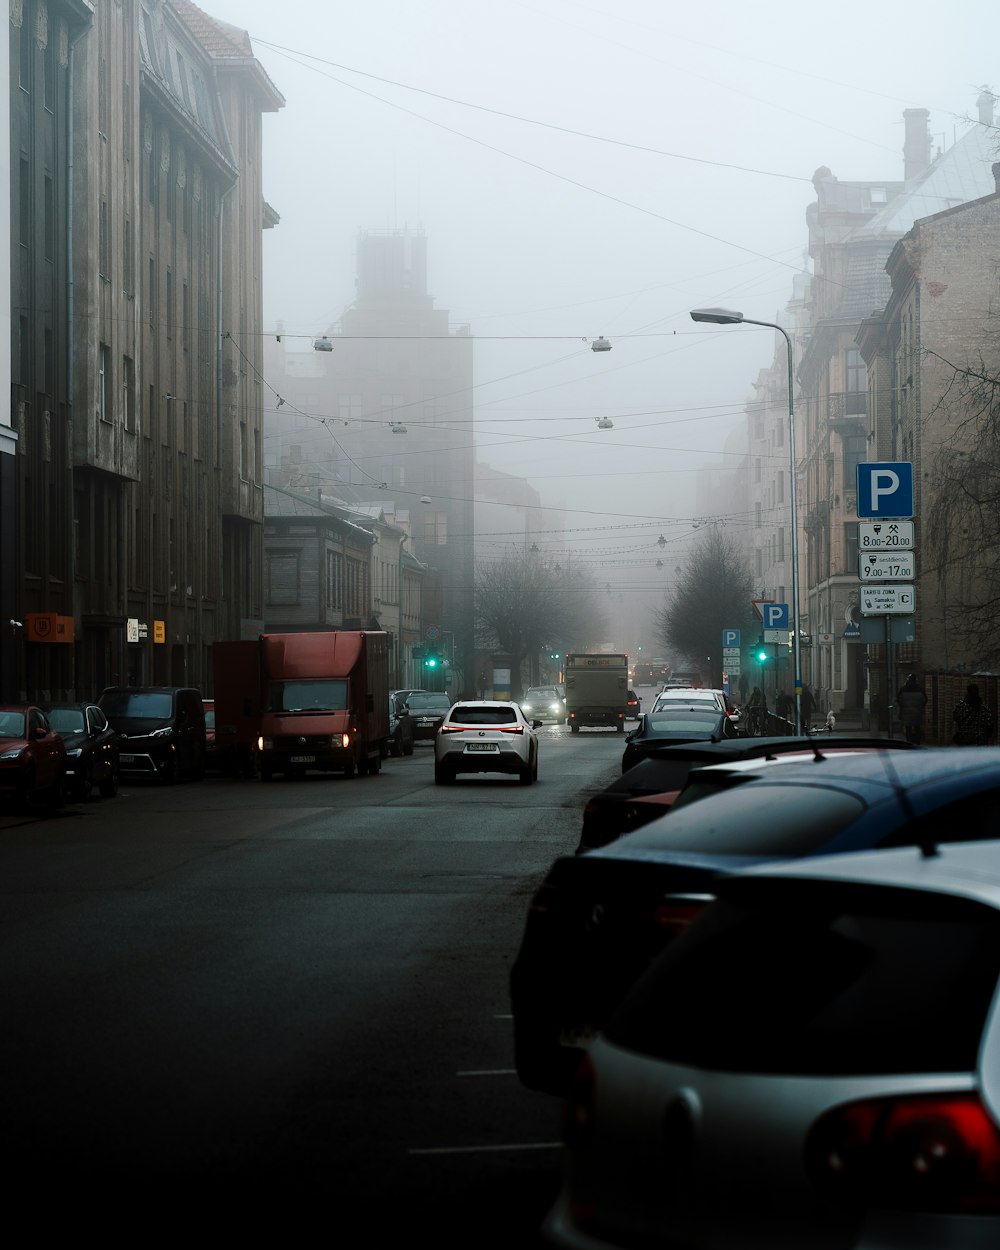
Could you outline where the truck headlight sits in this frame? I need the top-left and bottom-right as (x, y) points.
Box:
(259, 736), (272, 751)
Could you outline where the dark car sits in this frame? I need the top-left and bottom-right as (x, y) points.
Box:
(625, 690), (641, 720)
(42, 702), (119, 800)
(0, 705), (67, 809)
(521, 686), (567, 724)
(388, 693), (415, 757)
(405, 692), (452, 741)
(511, 747), (1000, 1095)
(98, 686), (206, 783)
(579, 735), (917, 853)
(621, 705), (738, 772)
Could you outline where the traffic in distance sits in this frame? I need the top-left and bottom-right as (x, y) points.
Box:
(7, 636), (1000, 1249)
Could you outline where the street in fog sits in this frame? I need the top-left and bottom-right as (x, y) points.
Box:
(0, 725), (623, 1242)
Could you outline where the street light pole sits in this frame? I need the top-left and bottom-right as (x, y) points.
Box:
(690, 308), (803, 734)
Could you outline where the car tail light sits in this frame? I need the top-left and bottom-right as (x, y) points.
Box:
(563, 1054), (597, 1151)
(806, 1091), (1000, 1212)
(652, 894), (711, 936)
(499, 725), (524, 734)
(439, 724), (469, 734)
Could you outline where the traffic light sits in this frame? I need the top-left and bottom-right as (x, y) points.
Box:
(756, 633), (768, 665)
(424, 653), (439, 669)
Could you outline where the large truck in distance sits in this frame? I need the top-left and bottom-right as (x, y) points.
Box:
(212, 631), (390, 780)
(565, 652), (629, 733)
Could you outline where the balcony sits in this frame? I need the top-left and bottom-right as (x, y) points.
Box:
(827, 390), (867, 437)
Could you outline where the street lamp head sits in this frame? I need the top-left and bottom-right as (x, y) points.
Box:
(689, 307), (745, 325)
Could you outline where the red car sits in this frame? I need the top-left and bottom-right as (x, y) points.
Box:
(0, 704), (67, 809)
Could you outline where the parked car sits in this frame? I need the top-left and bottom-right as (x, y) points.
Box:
(548, 838), (1000, 1250)
(42, 702), (119, 800)
(578, 735), (916, 853)
(98, 686), (206, 783)
(511, 747), (1000, 1095)
(621, 705), (738, 772)
(387, 693), (415, 757)
(652, 686), (731, 714)
(0, 704), (67, 809)
(405, 692), (453, 741)
(521, 686), (566, 723)
(433, 700), (541, 785)
(625, 690), (641, 720)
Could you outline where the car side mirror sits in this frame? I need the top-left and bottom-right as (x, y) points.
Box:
(532, 719), (543, 729)
(33, 726), (48, 740)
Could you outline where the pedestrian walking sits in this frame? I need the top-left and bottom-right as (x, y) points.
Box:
(952, 683), (995, 746)
(775, 689), (792, 722)
(896, 673), (928, 744)
(800, 684), (815, 728)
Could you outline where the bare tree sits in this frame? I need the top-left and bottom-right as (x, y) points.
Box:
(654, 527), (756, 687)
(925, 348), (1000, 667)
(474, 554), (606, 696)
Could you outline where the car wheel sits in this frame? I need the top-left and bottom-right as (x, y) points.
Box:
(532, 750), (539, 782)
(358, 754), (370, 777)
(570, 723), (580, 734)
(162, 755), (177, 786)
(16, 768), (35, 812)
(434, 761), (454, 785)
(343, 757), (356, 779)
(389, 737), (401, 758)
(75, 763), (94, 802)
(98, 767), (118, 799)
(617, 722), (625, 733)
(260, 766), (274, 783)
(519, 756), (535, 785)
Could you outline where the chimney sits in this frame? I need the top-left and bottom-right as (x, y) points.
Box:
(903, 108), (931, 182)
(978, 88), (996, 127)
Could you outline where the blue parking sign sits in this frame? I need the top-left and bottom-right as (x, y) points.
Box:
(762, 603), (789, 629)
(857, 462), (914, 518)
(722, 629), (741, 648)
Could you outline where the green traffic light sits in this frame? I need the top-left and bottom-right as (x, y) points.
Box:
(757, 649), (768, 663)
(425, 657), (438, 668)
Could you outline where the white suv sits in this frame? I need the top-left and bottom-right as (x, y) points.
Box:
(434, 700), (540, 785)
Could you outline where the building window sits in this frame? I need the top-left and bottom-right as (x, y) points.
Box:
(422, 512), (448, 544)
(122, 356), (136, 432)
(98, 345), (111, 422)
(843, 434), (866, 486)
(267, 553), (300, 605)
(99, 199), (110, 278)
(44, 177), (54, 260)
(339, 394), (363, 423)
(846, 347), (866, 396)
(844, 523), (859, 577)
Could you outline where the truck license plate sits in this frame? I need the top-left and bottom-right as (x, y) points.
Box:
(290, 755), (315, 763)
(467, 742), (499, 752)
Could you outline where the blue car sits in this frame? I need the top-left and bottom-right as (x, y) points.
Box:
(511, 747), (1000, 1094)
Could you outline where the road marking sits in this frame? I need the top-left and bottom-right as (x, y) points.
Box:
(456, 1068), (516, 1077)
(408, 1141), (562, 1156)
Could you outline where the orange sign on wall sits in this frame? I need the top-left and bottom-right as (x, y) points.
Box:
(26, 613), (75, 643)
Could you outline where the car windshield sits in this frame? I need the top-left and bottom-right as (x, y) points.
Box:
(623, 783), (863, 855)
(407, 694), (450, 711)
(0, 711), (27, 737)
(525, 688), (559, 700)
(100, 692), (173, 719)
(267, 679), (348, 712)
(646, 710), (723, 733)
(45, 708), (86, 733)
(606, 880), (1000, 1076)
(449, 706), (519, 726)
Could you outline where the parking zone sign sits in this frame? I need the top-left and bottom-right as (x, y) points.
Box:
(857, 462), (914, 518)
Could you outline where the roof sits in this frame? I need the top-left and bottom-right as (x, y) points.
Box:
(853, 120), (999, 239)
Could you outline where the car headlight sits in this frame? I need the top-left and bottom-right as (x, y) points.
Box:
(66, 748), (82, 758)
(149, 726), (173, 738)
(0, 747), (24, 761)
(259, 736), (272, 751)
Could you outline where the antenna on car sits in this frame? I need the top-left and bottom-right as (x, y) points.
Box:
(878, 749), (938, 857)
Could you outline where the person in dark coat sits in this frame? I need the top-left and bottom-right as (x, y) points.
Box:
(896, 673), (928, 744)
(799, 684), (815, 727)
(953, 684), (995, 746)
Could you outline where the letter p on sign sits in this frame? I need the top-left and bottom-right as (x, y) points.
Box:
(857, 462), (914, 518)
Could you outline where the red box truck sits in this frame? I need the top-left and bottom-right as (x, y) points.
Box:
(213, 631), (390, 780)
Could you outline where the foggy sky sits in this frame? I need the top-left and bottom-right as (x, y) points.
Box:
(200, 0), (999, 646)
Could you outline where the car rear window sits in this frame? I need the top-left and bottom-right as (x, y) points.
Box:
(606, 880), (1000, 1075)
(622, 783), (863, 856)
(647, 710), (722, 733)
(449, 706), (518, 726)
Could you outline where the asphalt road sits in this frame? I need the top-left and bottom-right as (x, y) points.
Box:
(0, 721), (628, 1243)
